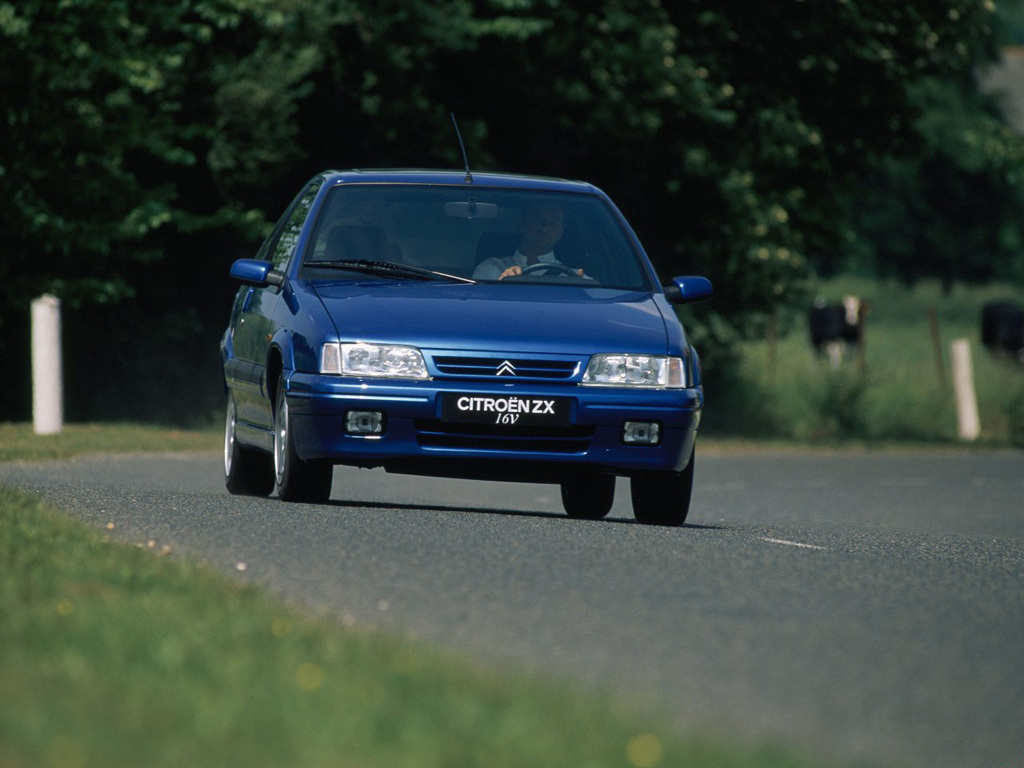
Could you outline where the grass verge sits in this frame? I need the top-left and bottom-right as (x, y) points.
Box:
(713, 276), (1024, 445)
(0, 485), (834, 768)
(0, 422), (220, 462)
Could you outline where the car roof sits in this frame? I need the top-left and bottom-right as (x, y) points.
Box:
(319, 169), (604, 196)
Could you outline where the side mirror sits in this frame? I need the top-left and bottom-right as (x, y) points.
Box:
(230, 259), (285, 288)
(663, 276), (713, 305)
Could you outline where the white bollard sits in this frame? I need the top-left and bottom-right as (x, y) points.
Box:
(950, 338), (980, 441)
(31, 294), (63, 435)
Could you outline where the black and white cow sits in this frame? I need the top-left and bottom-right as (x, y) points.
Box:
(809, 296), (862, 366)
(981, 301), (1024, 363)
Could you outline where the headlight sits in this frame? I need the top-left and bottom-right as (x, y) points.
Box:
(321, 343), (429, 379)
(582, 354), (686, 388)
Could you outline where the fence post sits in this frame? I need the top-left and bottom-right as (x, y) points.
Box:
(928, 306), (947, 390)
(31, 294), (63, 435)
(950, 338), (979, 441)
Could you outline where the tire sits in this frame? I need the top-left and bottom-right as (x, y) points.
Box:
(224, 393), (274, 497)
(561, 473), (615, 520)
(273, 376), (333, 503)
(630, 448), (695, 527)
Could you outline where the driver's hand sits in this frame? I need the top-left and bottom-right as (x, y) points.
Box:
(499, 266), (585, 279)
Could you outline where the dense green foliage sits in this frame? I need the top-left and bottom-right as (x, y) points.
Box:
(1, 0), (1022, 422)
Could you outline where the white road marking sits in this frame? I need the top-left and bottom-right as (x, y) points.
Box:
(760, 537), (828, 551)
(702, 482), (748, 491)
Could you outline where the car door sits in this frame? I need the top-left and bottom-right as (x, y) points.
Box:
(230, 179), (323, 431)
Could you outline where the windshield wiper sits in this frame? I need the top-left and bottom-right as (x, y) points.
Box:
(304, 259), (476, 284)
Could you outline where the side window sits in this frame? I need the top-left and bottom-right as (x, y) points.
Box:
(259, 179), (324, 269)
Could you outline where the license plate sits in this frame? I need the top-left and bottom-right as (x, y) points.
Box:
(441, 394), (570, 427)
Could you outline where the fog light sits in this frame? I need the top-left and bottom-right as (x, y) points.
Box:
(346, 411), (385, 435)
(623, 421), (660, 445)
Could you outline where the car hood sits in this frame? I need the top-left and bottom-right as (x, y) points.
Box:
(309, 281), (672, 355)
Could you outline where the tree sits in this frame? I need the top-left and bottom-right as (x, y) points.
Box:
(2, 0), (1020, 423)
(848, 75), (1024, 289)
(0, 0), (321, 421)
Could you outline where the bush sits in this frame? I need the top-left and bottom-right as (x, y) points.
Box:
(802, 370), (871, 441)
(1003, 382), (1024, 448)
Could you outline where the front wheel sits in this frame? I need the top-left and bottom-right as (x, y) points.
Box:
(273, 376), (333, 503)
(630, 448), (695, 527)
(561, 474), (615, 520)
(224, 393), (274, 497)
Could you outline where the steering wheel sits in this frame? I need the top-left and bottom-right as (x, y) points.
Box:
(519, 262), (581, 277)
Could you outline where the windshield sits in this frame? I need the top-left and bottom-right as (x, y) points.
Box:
(300, 185), (654, 290)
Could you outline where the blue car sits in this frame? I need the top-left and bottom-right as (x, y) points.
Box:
(221, 170), (712, 525)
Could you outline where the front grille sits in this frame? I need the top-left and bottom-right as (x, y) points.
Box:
(414, 420), (593, 454)
(432, 356), (579, 381)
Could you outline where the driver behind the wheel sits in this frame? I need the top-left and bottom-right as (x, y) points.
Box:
(472, 203), (584, 280)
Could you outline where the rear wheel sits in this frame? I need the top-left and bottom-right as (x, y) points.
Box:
(224, 393), (274, 497)
(273, 376), (333, 503)
(630, 448), (695, 527)
(561, 473), (615, 520)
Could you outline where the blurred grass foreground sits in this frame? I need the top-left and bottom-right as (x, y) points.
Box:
(0, 484), (833, 768)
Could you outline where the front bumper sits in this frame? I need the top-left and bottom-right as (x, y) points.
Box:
(286, 372), (702, 481)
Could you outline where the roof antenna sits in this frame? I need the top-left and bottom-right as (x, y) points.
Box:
(450, 112), (473, 184)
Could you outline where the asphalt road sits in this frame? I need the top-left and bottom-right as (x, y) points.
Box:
(1, 449), (1022, 768)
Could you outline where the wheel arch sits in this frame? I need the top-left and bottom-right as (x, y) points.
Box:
(265, 346), (285, 407)
(265, 329), (299, 405)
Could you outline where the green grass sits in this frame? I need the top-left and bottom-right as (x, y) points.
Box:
(0, 485), (834, 768)
(717, 276), (1024, 445)
(0, 422), (220, 462)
